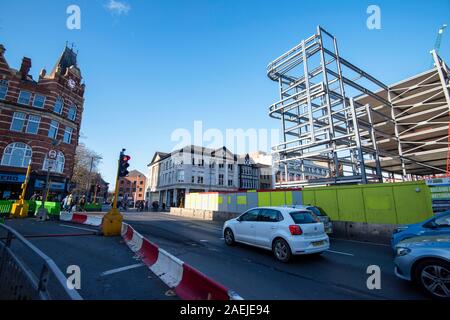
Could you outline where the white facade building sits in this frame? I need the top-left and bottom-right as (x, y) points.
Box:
(249, 151), (328, 187)
(146, 146), (239, 208)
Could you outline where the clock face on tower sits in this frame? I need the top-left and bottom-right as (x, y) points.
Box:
(68, 79), (76, 89)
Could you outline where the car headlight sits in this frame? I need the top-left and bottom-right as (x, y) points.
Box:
(396, 247), (411, 257)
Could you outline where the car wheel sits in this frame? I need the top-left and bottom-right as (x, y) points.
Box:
(272, 238), (292, 263)
(224, 228), (235, 246)
(414, 259), (450, 300)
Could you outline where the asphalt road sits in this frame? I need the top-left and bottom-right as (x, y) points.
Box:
(2, 212), (429, 300)
(123, 211), (427, 300)
(2, 218), (177, 300)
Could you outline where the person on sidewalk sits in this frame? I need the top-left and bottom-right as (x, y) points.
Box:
(62, 195), (68, 211)
(78, 195), (87, 212)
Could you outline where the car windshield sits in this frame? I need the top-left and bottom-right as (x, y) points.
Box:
(306, 206), (327, 216)
(289, 211), (319, 224)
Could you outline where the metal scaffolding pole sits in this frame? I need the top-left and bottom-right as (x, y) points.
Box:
(268, 26), (450, 188)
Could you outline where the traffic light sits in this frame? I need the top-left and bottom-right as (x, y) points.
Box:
(119, 152), (131, 177)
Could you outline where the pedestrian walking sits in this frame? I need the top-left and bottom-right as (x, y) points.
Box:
(62, 195), (68, 211)
(67, 194), (74, 211)
(78, 195), (86, 212)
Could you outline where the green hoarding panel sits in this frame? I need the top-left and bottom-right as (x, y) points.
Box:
(33, 201), (61, 216)
(271, 192), (285, 206)
(394, 185), (433, 224)
(285, 192), (293, 205)
(237, 195), (247, 205)
(0, 200), (13, 214)
(363, 187), (397, 224)
(302, 191), (315, 206)
(85, 204), (102, 212)
(336, 188), (366, 223)
(258, 192), (271, 207)
(314, 189), (339, 221)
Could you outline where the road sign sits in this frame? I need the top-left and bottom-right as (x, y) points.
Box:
(47, 159), (55, 169)
(48, 150), (57, 159)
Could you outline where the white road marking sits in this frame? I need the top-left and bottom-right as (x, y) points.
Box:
(220, 238), (225, 240)
(59, 224), (97, 232)
(326, 249), (355, 257)
(100, 263), (145, 277)
(199, 240), (209, 242)
(330, 238), (390, 247)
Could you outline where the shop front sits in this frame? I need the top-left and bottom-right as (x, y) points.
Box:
(0, 172), (26, 200)
(32, 177), (68, 202)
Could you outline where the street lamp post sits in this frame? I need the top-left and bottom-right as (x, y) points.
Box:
(37, 139), (60, 221)
(134, 176), (139, 209)
(86, 155), (101, 202)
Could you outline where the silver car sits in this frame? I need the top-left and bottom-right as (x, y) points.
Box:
(394, 235), (450, 300)
(291, 205), (333, 234)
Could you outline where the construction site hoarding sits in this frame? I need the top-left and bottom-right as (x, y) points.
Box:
(185, 189), (303, 213)
(303, 181), (433, 225)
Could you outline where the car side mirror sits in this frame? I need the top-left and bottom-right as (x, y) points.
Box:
(424, 221), (438, 229)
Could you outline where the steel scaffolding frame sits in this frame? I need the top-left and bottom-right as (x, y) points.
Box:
(358, 50), (450, 177)
(267, 26), (449, 188)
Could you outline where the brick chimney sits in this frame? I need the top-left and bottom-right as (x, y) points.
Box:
(19, 57), (32, 80)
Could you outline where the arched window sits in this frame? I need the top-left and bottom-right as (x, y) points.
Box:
(1, 142), (32, 168)
(42, 151), (65, 174)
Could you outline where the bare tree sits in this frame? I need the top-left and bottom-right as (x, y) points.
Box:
(71, 143), (103, 196)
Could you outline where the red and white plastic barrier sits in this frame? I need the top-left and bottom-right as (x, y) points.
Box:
(121, 223), (243, 300)
(60, 212), (103, 227)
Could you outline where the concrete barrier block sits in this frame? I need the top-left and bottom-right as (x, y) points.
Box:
(331, 220), (396, 244)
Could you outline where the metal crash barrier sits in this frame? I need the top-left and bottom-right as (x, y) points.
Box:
(0, 223), (82, 300)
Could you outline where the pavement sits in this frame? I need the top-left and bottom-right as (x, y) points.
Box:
(2, 218), (178, 300)
(2, 211), (428, 300)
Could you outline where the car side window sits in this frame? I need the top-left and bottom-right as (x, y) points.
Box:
(277, 211), (284, 222)
(435, 214), (450, 227)
(259, 209), (283, 222)
(240, 209), (259, 222)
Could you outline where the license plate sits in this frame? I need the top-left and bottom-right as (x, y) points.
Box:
(312, 240), (325, 247)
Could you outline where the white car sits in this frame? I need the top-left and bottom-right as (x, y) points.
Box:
(223, 206), (330, 262)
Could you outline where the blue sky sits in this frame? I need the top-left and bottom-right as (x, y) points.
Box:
(0, 0), (449, 186)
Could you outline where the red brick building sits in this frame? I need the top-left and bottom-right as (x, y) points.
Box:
(0, 44), (85, 200)
(118, 170), (147, 204)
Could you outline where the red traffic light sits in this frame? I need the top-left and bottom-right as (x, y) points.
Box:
(122, 155), (131, 162)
